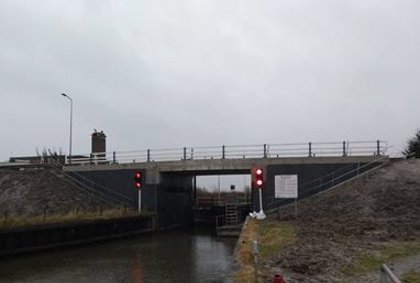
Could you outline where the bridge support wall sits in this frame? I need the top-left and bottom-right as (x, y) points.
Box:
(69, 156), (386, 227)
(256, 161), (382, 211)
(72, 170), (193, 228)
(157, 174), (194, 228)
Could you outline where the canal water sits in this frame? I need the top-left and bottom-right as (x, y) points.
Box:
(0, 228), (237, 283)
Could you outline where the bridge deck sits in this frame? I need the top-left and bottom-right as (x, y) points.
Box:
(65, 155), (387, 174)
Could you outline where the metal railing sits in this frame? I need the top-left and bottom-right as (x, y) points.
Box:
(266, 154), (390, 211)
(196, 195), (251, 207)
(68, 140), (387, 166)
(380, 264), (401, 283)
(47, 161), (134, 207)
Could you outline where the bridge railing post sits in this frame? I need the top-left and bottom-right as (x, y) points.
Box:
(342, 141), (347, 157)
(112, 151), (116, 164)
(183, 147), (187, 160)
(377, 140), (381, 156)
(222, 145), (225, 159)
(263, 144), (267, 158)
(309, 142), (312, 157)
(147, 149), (151, 162)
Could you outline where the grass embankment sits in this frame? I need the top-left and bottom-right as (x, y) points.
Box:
(0, 208), (154, 230)
(233, 218), (420, 282)
(233, 218), (297, 282)
(402, 270), (420, 283)
(342, 241), (420, 276)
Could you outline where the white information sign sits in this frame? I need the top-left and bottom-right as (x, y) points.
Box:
(275, 175), (298, 199)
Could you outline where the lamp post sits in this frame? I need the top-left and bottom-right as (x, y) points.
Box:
(61, 93), (73, 164)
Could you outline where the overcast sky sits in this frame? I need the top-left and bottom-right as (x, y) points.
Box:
(1, 0), (419, 161)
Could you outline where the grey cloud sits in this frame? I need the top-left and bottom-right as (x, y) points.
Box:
(1, 0), (419, 160)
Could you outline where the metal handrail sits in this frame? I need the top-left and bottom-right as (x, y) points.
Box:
(47, 161), (134, 207)
(266, 154), (390, 211)
(65, 140), (388, 166)
(380, 264), (401, 283)
(196, 195), (251, 207)
(63, 169), (134, 206)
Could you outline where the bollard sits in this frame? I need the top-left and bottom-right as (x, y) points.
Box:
(272, 274), (286, 283)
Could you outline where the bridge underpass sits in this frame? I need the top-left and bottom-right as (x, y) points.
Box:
(148, 169), (253, 228)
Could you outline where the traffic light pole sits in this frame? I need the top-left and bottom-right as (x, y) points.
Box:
(134, 171), (143, 213)
(250, 167), (267, 220)
(250, 187), (266, 220)
(258, 188), (266, 219)
(138, 190), (141, 213)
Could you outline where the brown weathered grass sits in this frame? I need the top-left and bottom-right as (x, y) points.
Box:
(342, 241), (420, 276)
(233, 219), (259, 282)
(402, 270), (420, 283)
(259, 220), (297, 258)
(232, 219), (297, 282)
(0, 208), (153, 230)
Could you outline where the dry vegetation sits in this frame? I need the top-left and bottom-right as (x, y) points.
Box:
(234, 159), (420, 282)
(402, 270), (420, 283)
(0, 208), (151, 230)
(0, 168), (144, 230)
(0, 168), (112, 218)
(233, 219), (259, 282)
(232, 219), (297, 282)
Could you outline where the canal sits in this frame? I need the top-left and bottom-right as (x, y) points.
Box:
(0, 228), (237, 283)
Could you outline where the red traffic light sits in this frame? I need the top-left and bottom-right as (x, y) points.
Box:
(254, 168), (264, 188)
(134, 171), (143, 189)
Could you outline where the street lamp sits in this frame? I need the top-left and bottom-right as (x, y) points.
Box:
(61, 93), (73, 164)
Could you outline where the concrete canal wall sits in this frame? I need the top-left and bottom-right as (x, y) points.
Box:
(0, 215), (156, 257)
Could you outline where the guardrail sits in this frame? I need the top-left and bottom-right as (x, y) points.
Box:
(68, 140), (387, 165)
(380, 264), (401, 283)
(266, 154), (390, 211)
(48, 161), (135, 207)
(196, 195), (251, 207)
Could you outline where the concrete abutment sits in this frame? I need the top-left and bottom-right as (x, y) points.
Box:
(65, 156), (387, 228)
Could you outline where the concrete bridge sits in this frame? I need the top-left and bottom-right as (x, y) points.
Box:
(62, 141), (388, 228)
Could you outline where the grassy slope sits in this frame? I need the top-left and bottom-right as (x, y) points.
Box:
(233, 219), (297, 282)
(0, 168), (113, 218)
(0, 208), (151, 230)
(234, 159), (420, 282)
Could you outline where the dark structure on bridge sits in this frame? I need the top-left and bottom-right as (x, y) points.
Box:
(2, 140), (388, 229)
(65, 152), (387, 228)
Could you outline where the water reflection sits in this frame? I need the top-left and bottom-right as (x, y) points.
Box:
(0, 228), (236, 283)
